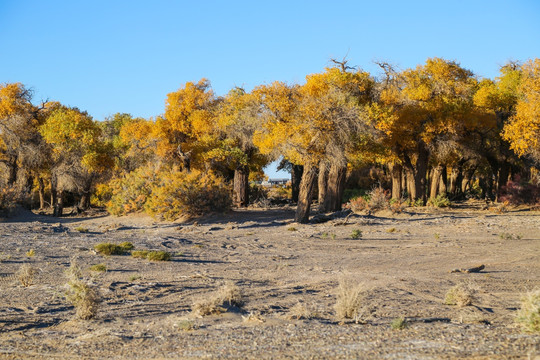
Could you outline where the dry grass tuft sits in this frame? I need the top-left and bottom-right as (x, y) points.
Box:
(287, 302), (312, 320)
(516, 289), (540, 333)
(17, 264), (37, 287)
(192, 281), (244, 316)
(64, 261), (100, 320)
(242, 312), (265, 323)
(334, 278), (365, 323)
(444, 283), (476, 307)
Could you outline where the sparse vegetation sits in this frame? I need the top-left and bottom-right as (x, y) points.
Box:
(75, 227), (89, 233)
(94, 242), (133, 256)
(26, 249), (35, 257)
(287, 227), (297, 231)
(427, 194), (452, 208)
(350, 229), (362, 240)
(192, 281), (243, 316)
(176, 319), (196, 331)
(287, 302), (313, 320)
(516, 289), (540, 333)
(89, 264), (107, 272)
(17, 264), (36, 287)
(64, 261), (100, 320)
(499, 232), (522, 240)
(335, 278), (365, 323)
(445, 283), (476, 307)
(391, 317), (408, 330)
(146, 251), (171, 261)
(131, 250), (149, 259)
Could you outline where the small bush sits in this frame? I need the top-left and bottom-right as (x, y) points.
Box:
(389, 197), (408, 214)
(64, 261), (100, 320)
(445, 283), (476, 307)
(146, 251), (171, 261)
(516, 289), (540, 333)
(17, 264), (36, 287)
(94, 242), (132, 256)
(391, 317), (408, 330)
(119, 241), (134, 251)
(131, 250), (149, 259)
(287, 227), (297, 231)
(75, 227), (89, 233)
(65, 279), (100, 320)
(335, 278), (365, 322)
(350, 229), (362, 240)
(26, 249), (35, 257)
(368, 186), (390, 211)
(89, 264), (107, 272)
(427, 194), (452, 208)
(287, 302), (312, 320)
(192, 281), (243, 316)
(346, 196), (369, 213)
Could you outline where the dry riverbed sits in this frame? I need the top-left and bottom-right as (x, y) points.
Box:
(0, 201), (539, 359)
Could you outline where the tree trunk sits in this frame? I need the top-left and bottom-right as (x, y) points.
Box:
(430, 164), (444, 199)
(415, 144), (429, 204)
(295, 165), (318, 223)
(50, 174), (57, 210)
(291, 165), (303, 203)
(439, 167), (448, 195)
(317, 162), (328, 212)
(461, 167), (477, 194)
(404, 164), (416, 201)
(496, 162), (510, 201)
(53, 190), (64, 217)
(233, 165), (249, 207)
(324, 163), (347, 212)
(7, 159), (18, 186)
(38, 177), (46, 210)
(389, 163), (402, 199)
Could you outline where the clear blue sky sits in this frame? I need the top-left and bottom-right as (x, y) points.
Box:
(1, 0), (539, 177)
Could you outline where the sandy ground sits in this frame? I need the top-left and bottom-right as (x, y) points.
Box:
(0, 201), (539, 359)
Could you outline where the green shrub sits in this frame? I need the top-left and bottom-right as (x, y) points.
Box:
(146, 251), (171, 261)
(94, 242), (133, 256)
(351, 229), (362, 239)
(391, 317), (408, 330)
(427, 194), (452, 208)
(131, 250), (149, 259)
(89, 264), (107, 272)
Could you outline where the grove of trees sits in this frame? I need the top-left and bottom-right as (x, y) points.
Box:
(1, 57), (539, 222)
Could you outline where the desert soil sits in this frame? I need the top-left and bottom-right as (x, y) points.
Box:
(0, 201), (539, 359)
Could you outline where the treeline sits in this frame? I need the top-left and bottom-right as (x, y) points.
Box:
(1, 57), (539, 222)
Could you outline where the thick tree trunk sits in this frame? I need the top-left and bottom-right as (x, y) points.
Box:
(461, 167), (477, 194)
(439, 167), (448, 195)
(389, 163), (402, 199)
(291, 165), (303, 203)
(53, 190), (64, 217)
(317, 162), (328, 212)
(496, 162), (510, 201)
(324, 164), (347, 212)
(404, 164), (416, 201)
(38, 177), (46, 210)
(295, 165), (318, 223)
(430, 164), (444, 199)
(415, 144), (429, 204)
(233, 165), (249, 207)
(50, 174), (57, 210)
